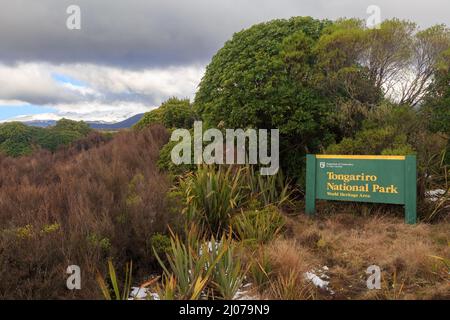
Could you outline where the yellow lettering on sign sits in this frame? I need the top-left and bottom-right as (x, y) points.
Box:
(327, 172), (377, 183)
(372, 184), (398, 194)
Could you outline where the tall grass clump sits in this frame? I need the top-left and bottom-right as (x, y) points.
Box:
(154, 234), (215, 299)
(267, 271), (316, 300)
(206, 237), (246, 299)
(154, 230), (246, 300)
(249, 247), (273, 291)
(232, 206), (285, 244)
(180, 166), (244, 234)
(96, 259), (133, 300)
(243, 165), (293, 207)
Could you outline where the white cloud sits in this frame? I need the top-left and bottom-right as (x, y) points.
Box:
(0, 62), (205, 122)
(0, 63), (78, 105)
(6, 113), (62, 122)
(48, 101), (154, 122)
(0, 99), (29, 106)
(53, 63), (205, 103)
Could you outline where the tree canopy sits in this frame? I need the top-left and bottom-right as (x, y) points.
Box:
(134, 97), (196, 130)
(194, 17), (339, 181)
(0, 119), (92, 157)
(192, 17), (450, 182)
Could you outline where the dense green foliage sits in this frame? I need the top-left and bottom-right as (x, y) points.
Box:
(194, 17), (337, 182)
(134, 97), (196, 130)
(0, 119), (92, 157)
(0, 122), (34, 157)
(180, 166), (244, 233)
(424, 54), (450, 134)
(193, 17), (450, 184)
(327, 104), (417, 155)
(157, 133), (197, 176)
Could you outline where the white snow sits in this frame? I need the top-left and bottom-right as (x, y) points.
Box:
(198, 241), (219, 256)
(304, 272), (329, 289)
(129, 287), (160, 300)
(304, 266), (335, 295)
(233, 283), (259, 300)
(425, 189), (447, 202)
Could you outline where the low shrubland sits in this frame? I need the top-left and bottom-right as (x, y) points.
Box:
(0, 125), (176, 299)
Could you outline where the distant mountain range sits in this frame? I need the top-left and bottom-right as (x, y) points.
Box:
(23, 113), (145, 130)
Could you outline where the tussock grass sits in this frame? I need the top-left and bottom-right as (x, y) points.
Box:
(282, 213), (450, 299)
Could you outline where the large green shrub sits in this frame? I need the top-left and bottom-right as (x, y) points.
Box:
(0, 122), (35, 157)
(194, 17), (337, 183)
(36, 130), (84, 152)
(135, 97), (196, 130)
(52, 118), (91, 136)
(423, 56), (450, 164)
(326, 104), (417, 155)
(157, 129), (197, 176)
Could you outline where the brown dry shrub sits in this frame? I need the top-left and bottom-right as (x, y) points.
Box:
(0, 125), (179, 299)
(266, 238), (317, 276)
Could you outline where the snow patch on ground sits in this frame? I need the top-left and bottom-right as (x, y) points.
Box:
(233, 283), (259, 300)
(304, 266), (334, 294)
(129, 287), (160, 300)
(425, 189), (447, 202)
(129, 282), (259, 300)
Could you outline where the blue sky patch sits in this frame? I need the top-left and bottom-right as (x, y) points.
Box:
(0, 104), (57, 121)
(52, 73), (86, 87)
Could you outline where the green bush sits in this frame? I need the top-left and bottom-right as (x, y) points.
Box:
(0, 122), (34, 156)
(327, 127), (415, 155)
(157, 131), (196, 176)
(194, 17), (337, 182)
(423, 52), (450, 136)
(423, 59), (450, 165)
(52, 118), (91, 135)
(207, 237), (245, 300)
(243, 165), (293, 207)
(135, 97), (196, 130)
(326, 104), (417, 155)
(150, 233), (171, 258)
(154, 234), (218, 300)
(36, 129), (83, 152)
(0, 119), (92, 157)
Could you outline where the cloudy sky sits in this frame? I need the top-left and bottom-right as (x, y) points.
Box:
(0, 0), (449, 122)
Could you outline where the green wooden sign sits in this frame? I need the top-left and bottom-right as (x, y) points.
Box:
(305, 155), (417, 224)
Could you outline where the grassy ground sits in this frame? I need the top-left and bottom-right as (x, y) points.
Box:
(250, 211), (450, 300)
